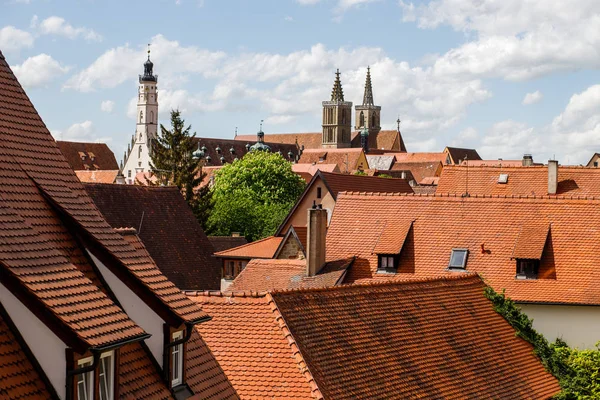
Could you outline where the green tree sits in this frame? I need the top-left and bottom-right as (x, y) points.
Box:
(150, 109), (211, 227)
(207, 151), (305, 241)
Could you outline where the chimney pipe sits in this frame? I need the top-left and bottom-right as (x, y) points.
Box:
(522, 154), (533, 166)
(548, 160), (558, 195)
(306, 204), (327, 277)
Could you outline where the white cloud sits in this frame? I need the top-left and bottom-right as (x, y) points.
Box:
(401, 0), (600, 81)
(0, 26), (34, 52)
(297, 0), (322, 4)
(522, 90), (543, 105)
(451, 127), (478, 146)
(37, 16), (102, 42)
(51, 120), (112, 143)
(100, 100), (115, 113)
(11, 54), (70, 88)
(284, 16), (294, 21)
(479, 120), (542, 159)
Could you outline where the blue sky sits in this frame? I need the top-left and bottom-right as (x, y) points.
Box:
(2, 0), (600, 164)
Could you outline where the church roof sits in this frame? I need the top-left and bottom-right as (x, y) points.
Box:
(361, 66), (374, 106)
(330, 69), (345, 102)
(193, 137), (299, 165)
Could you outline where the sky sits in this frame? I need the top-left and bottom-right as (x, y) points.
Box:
(2, 0), (600, 165)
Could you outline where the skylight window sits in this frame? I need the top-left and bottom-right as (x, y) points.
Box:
(448, 249), (468, 269)
(498, 173), (509, 184)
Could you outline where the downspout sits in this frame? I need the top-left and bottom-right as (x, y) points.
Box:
(162, 317), (210, 384)
(65, 334), (151, 400)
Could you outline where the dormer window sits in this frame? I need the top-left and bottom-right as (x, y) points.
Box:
(448, 249), (468, 269)
(516, 259), (539, 280)
(377, 255), (397, 273)
(171, 331), (184, 387)
(77, 357), (94, 400)
(99, 351), (115, 400)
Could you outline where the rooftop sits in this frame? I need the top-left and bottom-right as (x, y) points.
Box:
(56, 140), (119, 171)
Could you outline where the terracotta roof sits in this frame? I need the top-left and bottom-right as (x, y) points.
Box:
(411, 185), (438, 195)
(227, 258), (353, 292)
(190, 292), (315, 399)
(297, 148), (365, 173)
(350, 130), (403, 151)
(0, 304), (54, 399)
(327, 191), (600, 305)
(419, 176), (439, 185)
(291, 226), (307, 250)
(437, 165), (600, 197)
(0, 50), (206, 353)
(512, 224), (550, 260)
(373, 220), (413, 254)
(75, 169), (119, 184)
(391, 161), (443, 182)
(318, 171), (413, 199)
(84, 183), (220, 290)
(214, 236), (283, 259)
(270, 275), (560, 400)
(208, 236), (248, 253)
(291, 163), (339, 175)
(460, 159), (529, 167)
(56, 140), (119, 171)
(119, 342), (173, 399)
(444, 146), (482, 163)
(392, 152), (449, 164)
(194, 137), (299, 166)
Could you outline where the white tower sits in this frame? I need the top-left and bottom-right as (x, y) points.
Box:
(122, 48), (158, 184)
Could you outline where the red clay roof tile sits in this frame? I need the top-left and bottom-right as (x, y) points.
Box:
(56, 141), (119, 171)
(214, 236), (283, 259)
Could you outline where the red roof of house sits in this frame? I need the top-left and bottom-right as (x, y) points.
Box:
(392, 152), (449, 164)
(437, 165), (600, 196)
(444, 146), (482, 163)
(391, 161), (443, 182)
(297, 148), (365, 173)
(84, 183), (220, 290)
(189, 292), (315, 399)
(318, 171), (413, 199)
(227, 258), (353, 292)
(327, 192), (600, 305)
(214, 236), (283, 259)
(270, 275), (560, 400)
(189, 275), (560, 399)
(75, 169), (119, 183)
(56, 140), (119, 171)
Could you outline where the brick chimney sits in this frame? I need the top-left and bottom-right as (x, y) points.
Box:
(522, 154), (533, 166)
(548, 160), (558, 195)
(306, 203), (327, 277)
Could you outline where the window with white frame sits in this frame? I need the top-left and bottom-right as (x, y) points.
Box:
(172, 331), (184, 387)
(99, 351), (114, 400)
(76, 357), (94, 400)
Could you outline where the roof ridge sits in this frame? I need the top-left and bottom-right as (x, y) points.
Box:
(270, 273), (482, 296)
(267, 293), (324, 400)
(337, 191), (600, 202)
(185, 290), (269, 298)
(213, 235), (280, 256)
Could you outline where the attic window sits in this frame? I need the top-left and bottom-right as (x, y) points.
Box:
(377, 255), (397, 274)
(516, 259), (539, 280)
(498, 173), (509, 184)
(98, 351), (115, 400)
(317, 187), (322, 199)
(79, 151), (86, 160)
(88, 152), (95, 161)
(448, 249), (468, 269)
(171, 331), (184, 387)
(76, 357), (94, 400)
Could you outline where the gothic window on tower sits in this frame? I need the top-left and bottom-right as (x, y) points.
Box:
(139, 111), (143, 123)
(150, 111), (154, 124)
(360, 111), (364, 128)
(138, 145), (142, 159)
(372, 114), (376, 128)
(342, 110), (346, 124)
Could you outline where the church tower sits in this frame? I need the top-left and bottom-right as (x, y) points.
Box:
(122, 47), (158, 183)
(322, 69), (352, 148)
(355, 66), (381, 135)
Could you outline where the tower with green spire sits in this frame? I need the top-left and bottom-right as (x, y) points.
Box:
(322, 69), (352, 148)
(355, 66), (381, 135)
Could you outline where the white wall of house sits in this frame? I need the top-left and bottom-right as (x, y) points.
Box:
(519, 303), (600, 349)
(0, 282), (67, 399)
(88, 251), (166, 367)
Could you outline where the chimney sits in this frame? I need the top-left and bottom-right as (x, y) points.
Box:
(306, 203), (327, 277)
(522, 154), (533, 166)
(548, 160), (558, 195)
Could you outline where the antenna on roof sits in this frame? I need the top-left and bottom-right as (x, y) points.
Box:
(462, 155), (470, 198)
(234, 126), (238, 138)
(138, 210), (145, 234)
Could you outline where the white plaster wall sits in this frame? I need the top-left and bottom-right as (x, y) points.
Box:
(0, 283), (67, 399)
(88, 252), (165, 367)
(519, 303), (600, 349)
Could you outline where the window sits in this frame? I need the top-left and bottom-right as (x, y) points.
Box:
(150, 111), (154, 123)
(595, 161), (598, 167)
(139, 111), (143, 123)
(448, 249), (468, 269)
(76, 357), (93, 400)
(359, 111), (364, 128)
(127, 170), (131, 178)
(172, 331), (184, 387)
(98, 352), (114, 400)
(498, 173), (509, 184)
(317, 187), (322, 199)
(516, 259), (539, 279)
(377, 255), (396, 273)
(223, 260), (246, 280)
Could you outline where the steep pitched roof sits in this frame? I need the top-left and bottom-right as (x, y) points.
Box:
(444, 146), (482, 163)
(318, 171), (413, 199)
(208, 236), (248, 253)
(189, 292), (315, 399)
(194, 137), (299, 166)
(270, 275), (560, 400)
(437, 165), (600, 197)
(291, 163), (339, 175)
(227, 258), (353, 292)
(84, 183), (220, 290)
(0, 303), (56, 399)
(214, 236), (283, 259)
(327, 192), (600, 305)
(365, 155), (394, 170)
(350, 130), (404, 151)
(0, 50), (207, 354)
(236, 132), (322, 149)
(392, 152), (449, 164)
(297, 148), (365, 173)
(391, 161), (443, 182)
(56, 141), (119, 171)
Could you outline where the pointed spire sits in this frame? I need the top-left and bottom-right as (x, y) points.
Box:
(397, 117), (401, 132)
(362, 66), (374, 106)
(330, 69), (345, 102)
(140, 43), (157, 83)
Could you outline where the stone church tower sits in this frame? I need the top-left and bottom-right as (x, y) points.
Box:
(122, 49), (158, 183)
(322, 69), (352, 148)
(355, 66), (381, 135)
